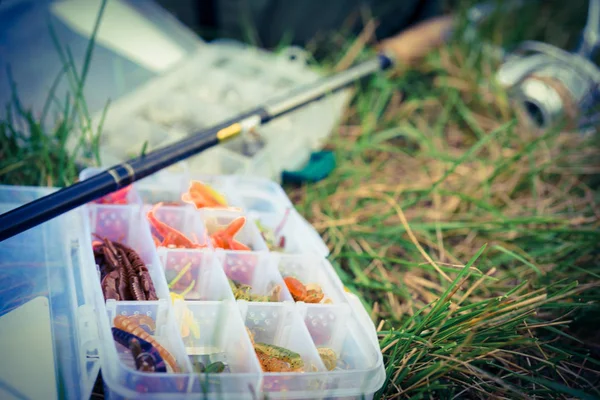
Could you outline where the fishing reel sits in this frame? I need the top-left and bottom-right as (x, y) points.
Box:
(468, 0), (600, 133)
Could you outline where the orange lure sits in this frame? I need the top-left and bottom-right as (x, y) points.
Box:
(255, 351), (293, 372)
(209, 217), (251, 251)
(113, 315), (180, 373)
(283, 277), (326, 303)
(181, 181), (228, 209)
(283, 277), (307, 301)
(147, 203), (205, 249)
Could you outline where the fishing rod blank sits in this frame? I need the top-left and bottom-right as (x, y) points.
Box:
(0, 53), (394, 242)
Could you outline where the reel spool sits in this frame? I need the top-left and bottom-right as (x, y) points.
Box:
(466, 0), (600, 134)
(497, 40), (600, 132)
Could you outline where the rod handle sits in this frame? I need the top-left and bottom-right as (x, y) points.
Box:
(378, 15), (455, 65)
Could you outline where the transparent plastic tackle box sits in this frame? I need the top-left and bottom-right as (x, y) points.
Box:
(0, 165), (385, 400)
(75, 39), (352, 184)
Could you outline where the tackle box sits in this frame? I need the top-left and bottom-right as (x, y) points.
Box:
(0, 165), (385, 400)
(70, 39), (352, 184)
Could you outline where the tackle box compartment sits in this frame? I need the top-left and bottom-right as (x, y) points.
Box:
(0, 166), (385, 399)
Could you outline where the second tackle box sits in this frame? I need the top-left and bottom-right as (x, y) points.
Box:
(0, 165), (385, 400)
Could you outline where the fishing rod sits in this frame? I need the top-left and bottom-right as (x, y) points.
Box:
(0, 16), (454, 242)
(0, 55), (391, 242)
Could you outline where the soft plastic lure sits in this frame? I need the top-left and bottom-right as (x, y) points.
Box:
(245, 328), (305, 372)
(169, 292), (201, 339)
(283, 277), (330, 304)
(255, 208), (291, 251)
(254, 342), (304, 371)
(255, 350), (294, 372)
(126, 314), (156, 333)
(167, 262), (196, 297)
(317, 347), (337, 371)
(181, 181), (228, 209)
(229, 279), (281, 302)
(93, 185), (132, 205)
(209, 217), (251, 251)
(191, 359), (227, 374)
(147, 202), (206, 249)
(93, 237), (159, 302)
(114, 315), (181, 373)
(255, 220), (285, 252)
(112, 327), (167, 373)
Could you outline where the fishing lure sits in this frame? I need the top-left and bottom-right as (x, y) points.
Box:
(283, 277), (307, 301)
(169, 293), (201, 339)
(181, 181), (228, 209)
(208, 217), (251, 251)
(229, 279), (281, 302)
(255, 220), (285, 252)
(192, 360), (206, 373)
(191, 359), (226, 374)
(246, 329), (304, 372)
(112, 327), (167, 373)
(255, 208), (291, 251)
(93, 185), (132, 205)
(114, 315), (181, 373)
(147, 202), (206, 249)
(94, 237), (159, 302)
(205, 361), (226, 373)
(255, 351), (294, 372)
(126, 314), (156, 333)
(166, 262), (197, 298)
(304, 283), (326, 304)
(283, 277), (330, 304)
(317, 347), (337, 371)
(254, 343), (304, 371)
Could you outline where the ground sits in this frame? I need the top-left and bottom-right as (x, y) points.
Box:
(286, 4), (600, 397)
(1, 1), (599, 399)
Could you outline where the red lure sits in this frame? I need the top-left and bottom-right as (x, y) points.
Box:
(209, 217), (251, 251)
(94, 185), (132, 205)
(146, 203), (206, 249)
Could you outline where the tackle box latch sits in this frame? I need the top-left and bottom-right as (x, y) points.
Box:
(77, 304), (102, 397)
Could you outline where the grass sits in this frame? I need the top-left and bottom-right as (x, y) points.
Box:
(0, 0), (108, 187)
(2, 0), (600, 399)
(286, 2), (600, 398)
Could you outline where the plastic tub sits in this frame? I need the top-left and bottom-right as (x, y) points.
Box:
(0, 168), (385, 399)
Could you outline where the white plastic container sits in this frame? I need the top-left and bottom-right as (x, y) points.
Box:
(0, 167), (385, 399)
(80, 40), (352, 183)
